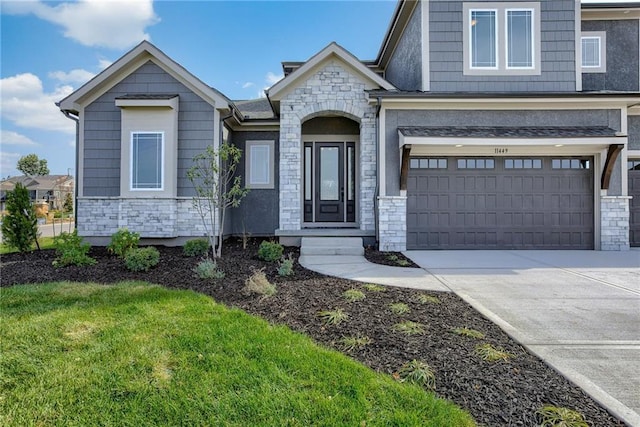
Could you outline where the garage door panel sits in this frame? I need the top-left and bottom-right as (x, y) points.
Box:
(407, 156), (594, 249)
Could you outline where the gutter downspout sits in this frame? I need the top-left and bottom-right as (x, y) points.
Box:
(374, 97), (382, 246)
(218, 107), (235, 244)
(60, 108), (79, 227)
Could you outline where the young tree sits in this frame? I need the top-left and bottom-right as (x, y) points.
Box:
(17, 154), (50, 176)
(63, 193), (74, 213)
(187, 143), (248, 259)
(1, 183), (39, 252)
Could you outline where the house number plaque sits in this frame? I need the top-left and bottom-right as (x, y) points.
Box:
(494, 148), (509, 154)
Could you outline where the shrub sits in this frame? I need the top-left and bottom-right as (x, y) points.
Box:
(107, 228), (140, 258)
(53, 231), (96, 267)
(258, 240), (283, 262)
(398, 360), (436, 390)
(244, 269), (276, 296)
(452, 327), (485, 339)
(277, 254), (295, 276)
(475, 344), (513, 362)
(342, 289), (365, 302)
(124, 247), (160, 272)
(194, 259), (225, 280)
(536, 405), (588, 427)
(389, 302), (410, 315)
(363, 283), (386, 292)
(392, 321), (425, 336)
(338, 336), (371, 352)
(318, 309), (348, 326)
(1, 183), (38, 253)
(183, 238), (210, 257)
(416, 294), (440, 304)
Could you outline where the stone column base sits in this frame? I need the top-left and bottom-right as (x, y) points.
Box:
(378, 196), (407, 251)
(600, 196), (631, 251)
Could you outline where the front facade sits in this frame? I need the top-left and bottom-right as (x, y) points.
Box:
(59, 0), (640, 251)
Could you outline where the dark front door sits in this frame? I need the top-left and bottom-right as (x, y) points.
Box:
(315, 143), (344, 222)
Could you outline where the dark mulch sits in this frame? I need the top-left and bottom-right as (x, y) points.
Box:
(364, 246), (421, 268)
(0, 239), (625, 427)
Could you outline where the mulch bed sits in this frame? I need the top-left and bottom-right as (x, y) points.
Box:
(0, 238), (625, 426)
(364, 246), (421, 268)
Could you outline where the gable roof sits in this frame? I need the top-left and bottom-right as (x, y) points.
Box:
(375, 0), (418, 70)
(57, 40), (230, 113)
(266, 42), (395, 102)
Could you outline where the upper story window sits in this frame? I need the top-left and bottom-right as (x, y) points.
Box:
(581, 32), (606, 73)
(464, 2), (541, 76)
(131, 132), (163, 190)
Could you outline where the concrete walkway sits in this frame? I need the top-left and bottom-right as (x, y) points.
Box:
(300, 250), (640, 426)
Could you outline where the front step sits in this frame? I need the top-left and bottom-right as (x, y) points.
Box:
(300, 237), (364, 256)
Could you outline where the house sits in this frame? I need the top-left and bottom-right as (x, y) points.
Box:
(0, 175), (74, 212)
(58, 0), (640, 251)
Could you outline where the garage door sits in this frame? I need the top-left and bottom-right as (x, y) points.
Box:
(629, 159), (640, 247)
(407, 157), (594, 249)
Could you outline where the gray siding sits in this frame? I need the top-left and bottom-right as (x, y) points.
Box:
(385, 109), (621, 195)
(83, 61), (216, 197)
(228, 131), (280, 236)
(630, 115), (640, 151)
(429, 0), (577, 92)
(582, 20), (640, 92)
(386, 2), (423, 90)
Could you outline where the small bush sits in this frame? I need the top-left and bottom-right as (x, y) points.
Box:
(416, 294), (440, 304)
(124, 247), (160, 272)
(258, 240), (284, 262)
(392, 321), (425, 335)
(386, 254), (399, 262)
(475, 344), (513, 362)
(1, 183), (38, 253)
(389, 302), (410, 315)
(277, 254), (295, 276)
(342, 289), (365, 302)
(53, 231), (96, 267)
(536, 405), (588, 427)
(363, 283), (386, 292)
(194, 259), (225, 280)
(396, 259), (410, 267)
(244, 269), (276, 296)
(452, 327), (485, 340)
(107, 228), (140, 258)
(338, 336), (371, 352)
(318, 309), (348, 326)
(183, 238), (210, 257)
(398, 360), (436, 390)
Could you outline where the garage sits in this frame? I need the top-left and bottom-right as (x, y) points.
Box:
(407, 157), (594, 250)
(629, 159), (640, 247)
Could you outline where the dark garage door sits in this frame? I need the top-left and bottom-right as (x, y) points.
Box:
(629, 159), (640, 247)
(407, 157), (594, 249)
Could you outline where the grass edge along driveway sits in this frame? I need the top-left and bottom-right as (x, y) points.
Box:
(0, 281), (474, 427)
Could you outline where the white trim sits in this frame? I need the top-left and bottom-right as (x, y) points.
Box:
(621, 107), (629, 134)
(622, 145), (628, 196)
(581, 9), (640, 21)
(580, 32), (607, 73)
(245, 140), (275, 189)
(628, 150), (640, 158)
(421, 0), (430, 92)
(505, 7), (535, 70)
(468, 8), (499, 70)
(115, 97), (179, 108)
(368, 97), (640, 109)
(379, 107), (387, 197)
(130, 131), (165, 191)
(267, 43), (395, 100)
(575, 0), (582, 91)
(399, 134), (625, 148)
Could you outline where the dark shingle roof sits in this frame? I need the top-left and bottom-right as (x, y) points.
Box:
(233, 98), (275, 120)
(398, 126), (619, 138)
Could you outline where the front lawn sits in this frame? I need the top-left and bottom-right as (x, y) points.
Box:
(0, 281), (474, 427)
(0, 236), (55, 254)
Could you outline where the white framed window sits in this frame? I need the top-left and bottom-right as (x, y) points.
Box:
(471, 9), (497, 68)
(131, 132), (163, 190)
(463, 2), (540, 76)
(581, 32), (606, 73)
(246, 140), (274, 189)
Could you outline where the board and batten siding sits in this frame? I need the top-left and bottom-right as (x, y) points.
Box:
(386, 2), (423, 91)
(82, 61), (216, 198)
(582, 20), (640, 92)
(429, 0), (577, 92)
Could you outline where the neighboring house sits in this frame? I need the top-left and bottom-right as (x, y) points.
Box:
(58, 0), (640, 251)
(0, 175), (74, 211)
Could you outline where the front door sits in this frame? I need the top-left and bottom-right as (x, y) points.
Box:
(304, 141), (356, 223)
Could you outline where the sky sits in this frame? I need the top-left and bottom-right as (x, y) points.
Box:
(0, 0), (634, 179)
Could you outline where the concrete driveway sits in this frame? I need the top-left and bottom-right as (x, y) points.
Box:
(404, 250), (640, 426)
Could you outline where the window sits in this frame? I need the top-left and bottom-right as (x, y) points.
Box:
(581, 32), (606, 73)
(628, 160), (640, 171)
(131, 132), (163, 190)
(246, 140), (274, 189)
(463, 2), (540, 76)
(505, 158), (542, 169)
(457, 158), (495, 169)
(552, 158), (591, 169)
(410, 158), (448, 169)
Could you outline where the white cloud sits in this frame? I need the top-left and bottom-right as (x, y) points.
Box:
(241, 82), (254, 89)
(49, 68), (95, 85)
(98, 58), (113, 70)
(69, 139), (76, 148)
(1, 130), (39, 146)
(1, 73), (75, 134)
(3, 0), (159, 50)
(0, 152), (21, 178)
(259, 72), (284, 98)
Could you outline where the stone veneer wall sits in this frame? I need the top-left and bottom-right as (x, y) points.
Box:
(600, 196), (631, 250)
(77, 198), (213, 239)
(278, 60), (377, 232)
(378, 196), (407, 251)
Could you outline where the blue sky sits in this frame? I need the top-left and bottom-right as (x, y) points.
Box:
(0, 0), (631, 179)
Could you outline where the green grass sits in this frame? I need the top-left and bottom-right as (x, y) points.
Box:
(475, 344), (513, 362)
(452, 327), (486, 340)
(0, 236), (55, 254)
(389, 302), (411, 315)
(393, 321), (426, 335)
(0, 282), (475, 426)
(342, 289), (366, 302)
